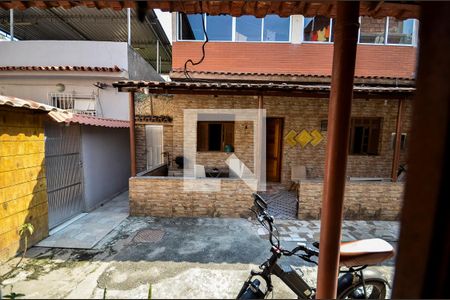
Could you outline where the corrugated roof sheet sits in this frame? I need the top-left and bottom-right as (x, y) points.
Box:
(113, 80), (415, 98)
(0, 95), (129, 128)
(0, 6), (172, 73)
(0, 1), (420, 19)
(0, 66), (123, 72)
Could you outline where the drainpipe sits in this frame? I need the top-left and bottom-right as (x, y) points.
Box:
(316, 2), (360, 299)
(129, 91), (136, 176)
(391, 98), (405, 181)
(9, 9), (13, 41)
(127, 8), (131, 46)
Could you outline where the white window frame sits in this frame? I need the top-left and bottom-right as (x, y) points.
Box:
(357, 16), (417, 47)
(300, 16), (334, 44)
(176, 12), (291, 43)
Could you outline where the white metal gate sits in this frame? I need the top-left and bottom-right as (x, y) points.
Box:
(45, 124), (84, 228)
(145, 125), (164, 169)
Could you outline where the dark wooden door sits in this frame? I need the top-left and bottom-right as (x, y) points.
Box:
(266, 118), (283, 182)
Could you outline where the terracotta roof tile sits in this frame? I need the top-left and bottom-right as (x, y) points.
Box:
(0, 65), (123, 73)
(113, 80), (415, 97)
(0, 95), (129, 128)
(170, 69), (415, 82)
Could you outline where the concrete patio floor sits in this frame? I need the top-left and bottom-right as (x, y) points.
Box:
(0, 215), (399, 299)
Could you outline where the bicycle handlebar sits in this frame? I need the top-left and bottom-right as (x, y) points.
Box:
(252, 193), (319, 263)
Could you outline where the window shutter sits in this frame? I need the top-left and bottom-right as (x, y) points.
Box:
(367, 119), (381, 155)
(222, 122), (235, 150)
(197, 122), (208, 151)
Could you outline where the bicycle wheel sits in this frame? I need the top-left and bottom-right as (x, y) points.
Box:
(338, 279), (387, 299)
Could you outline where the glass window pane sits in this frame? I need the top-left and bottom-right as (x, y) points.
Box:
(236, 16), (262, 41)
(387, 18), (414, 45)
(206, 15), (232, 41)
(359, 17), (386, 44)
(303, 16), (331, 42)
(178, 13), (204, 40)
(263, 15), (290, 42)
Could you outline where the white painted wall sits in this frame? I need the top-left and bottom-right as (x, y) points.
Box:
(0, 41), (163, 120)
(0, 41), (129, 69)
(80, 125), (130, 211)
(0, 77), (129, 120)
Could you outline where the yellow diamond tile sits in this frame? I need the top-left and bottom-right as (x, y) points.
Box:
(284, 130), (297, 147)
(310, 129), (324, 146)
(295, 130), (312, 148)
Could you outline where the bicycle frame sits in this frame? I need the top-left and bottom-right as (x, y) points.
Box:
(237, 246), (315, 299)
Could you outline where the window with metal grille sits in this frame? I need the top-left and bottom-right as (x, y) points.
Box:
(349, 118), (382, 155)
(48, 92), (98, 116)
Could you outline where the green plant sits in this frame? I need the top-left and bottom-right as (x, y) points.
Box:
(3, 292), (26, 299)
(148, 284), (152, 299)
(15, 223), (34, 269)
(0, 223), (34, 283)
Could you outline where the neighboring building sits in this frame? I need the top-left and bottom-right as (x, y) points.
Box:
(0, 41), (162, 120)
(0, 95), (129, 262)
(115, 13), (417, 221)
(171, 13), (417, 78)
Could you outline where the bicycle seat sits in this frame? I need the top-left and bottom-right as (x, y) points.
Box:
(339, 238), (394, 267)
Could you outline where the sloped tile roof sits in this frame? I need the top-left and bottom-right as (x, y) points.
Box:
(0, 65), (123, 72)
(0, 95), (129, 128)
(113, 80), (415, 98)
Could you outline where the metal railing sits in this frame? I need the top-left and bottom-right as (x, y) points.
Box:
(48, 92), (99, 116)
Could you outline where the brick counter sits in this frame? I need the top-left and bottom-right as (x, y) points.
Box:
(129, 176), (256, 218)
(298, 180), (404, 220)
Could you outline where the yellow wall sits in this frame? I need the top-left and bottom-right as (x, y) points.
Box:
(0, 108), (49, 262)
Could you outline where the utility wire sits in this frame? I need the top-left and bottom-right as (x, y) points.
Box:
(183, 12), (209, 81)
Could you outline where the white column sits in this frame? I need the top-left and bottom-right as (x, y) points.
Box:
(156, 39), (160, 73)
(9, 9), (14, 41)
(127, 8), (131, 46)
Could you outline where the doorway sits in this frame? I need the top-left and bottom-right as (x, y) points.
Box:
(145, 125), (164, 169)
(266, 117), (284, 182)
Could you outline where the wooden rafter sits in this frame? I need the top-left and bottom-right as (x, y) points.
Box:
(0, 1), (420, 20)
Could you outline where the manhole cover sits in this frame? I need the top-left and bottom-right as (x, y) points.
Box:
(133, 229), (165, 243)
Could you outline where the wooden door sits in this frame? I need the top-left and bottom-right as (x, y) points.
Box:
(266, 118), (283, 182)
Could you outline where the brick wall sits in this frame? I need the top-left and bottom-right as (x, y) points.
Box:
(129, 177), (255, 218)
(0, 108), (49, 262)
(135, 95), (412, 185)
(298, 180), (404, 220)
(173, 42), (417, 78)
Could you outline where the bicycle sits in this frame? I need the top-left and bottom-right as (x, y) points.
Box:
(237, 193), (395, 299)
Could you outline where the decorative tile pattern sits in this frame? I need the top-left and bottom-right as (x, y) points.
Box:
(295, 130), (313, 148)
(284, 129), (297, 147)
(310, 129), (324, 146)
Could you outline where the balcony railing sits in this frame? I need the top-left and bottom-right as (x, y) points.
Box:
(48, 92), (99, 116)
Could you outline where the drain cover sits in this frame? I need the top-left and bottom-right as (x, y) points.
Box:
(133, 229), (165, 243)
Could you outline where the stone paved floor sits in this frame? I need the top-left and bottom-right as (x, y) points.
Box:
(253, 220), (399, 243)
(260, 183), (298, 220)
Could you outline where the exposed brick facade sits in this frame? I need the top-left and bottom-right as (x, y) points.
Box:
(173, 42), (417, 78)
(129, 177), (255, 218)
(135, 95), (412, 184)
(298, 180), (404, 220)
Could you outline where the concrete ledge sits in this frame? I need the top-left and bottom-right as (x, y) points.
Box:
(298, 180), (404, 220)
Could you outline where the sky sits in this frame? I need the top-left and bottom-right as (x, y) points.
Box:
(154, 9), (172, 43)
